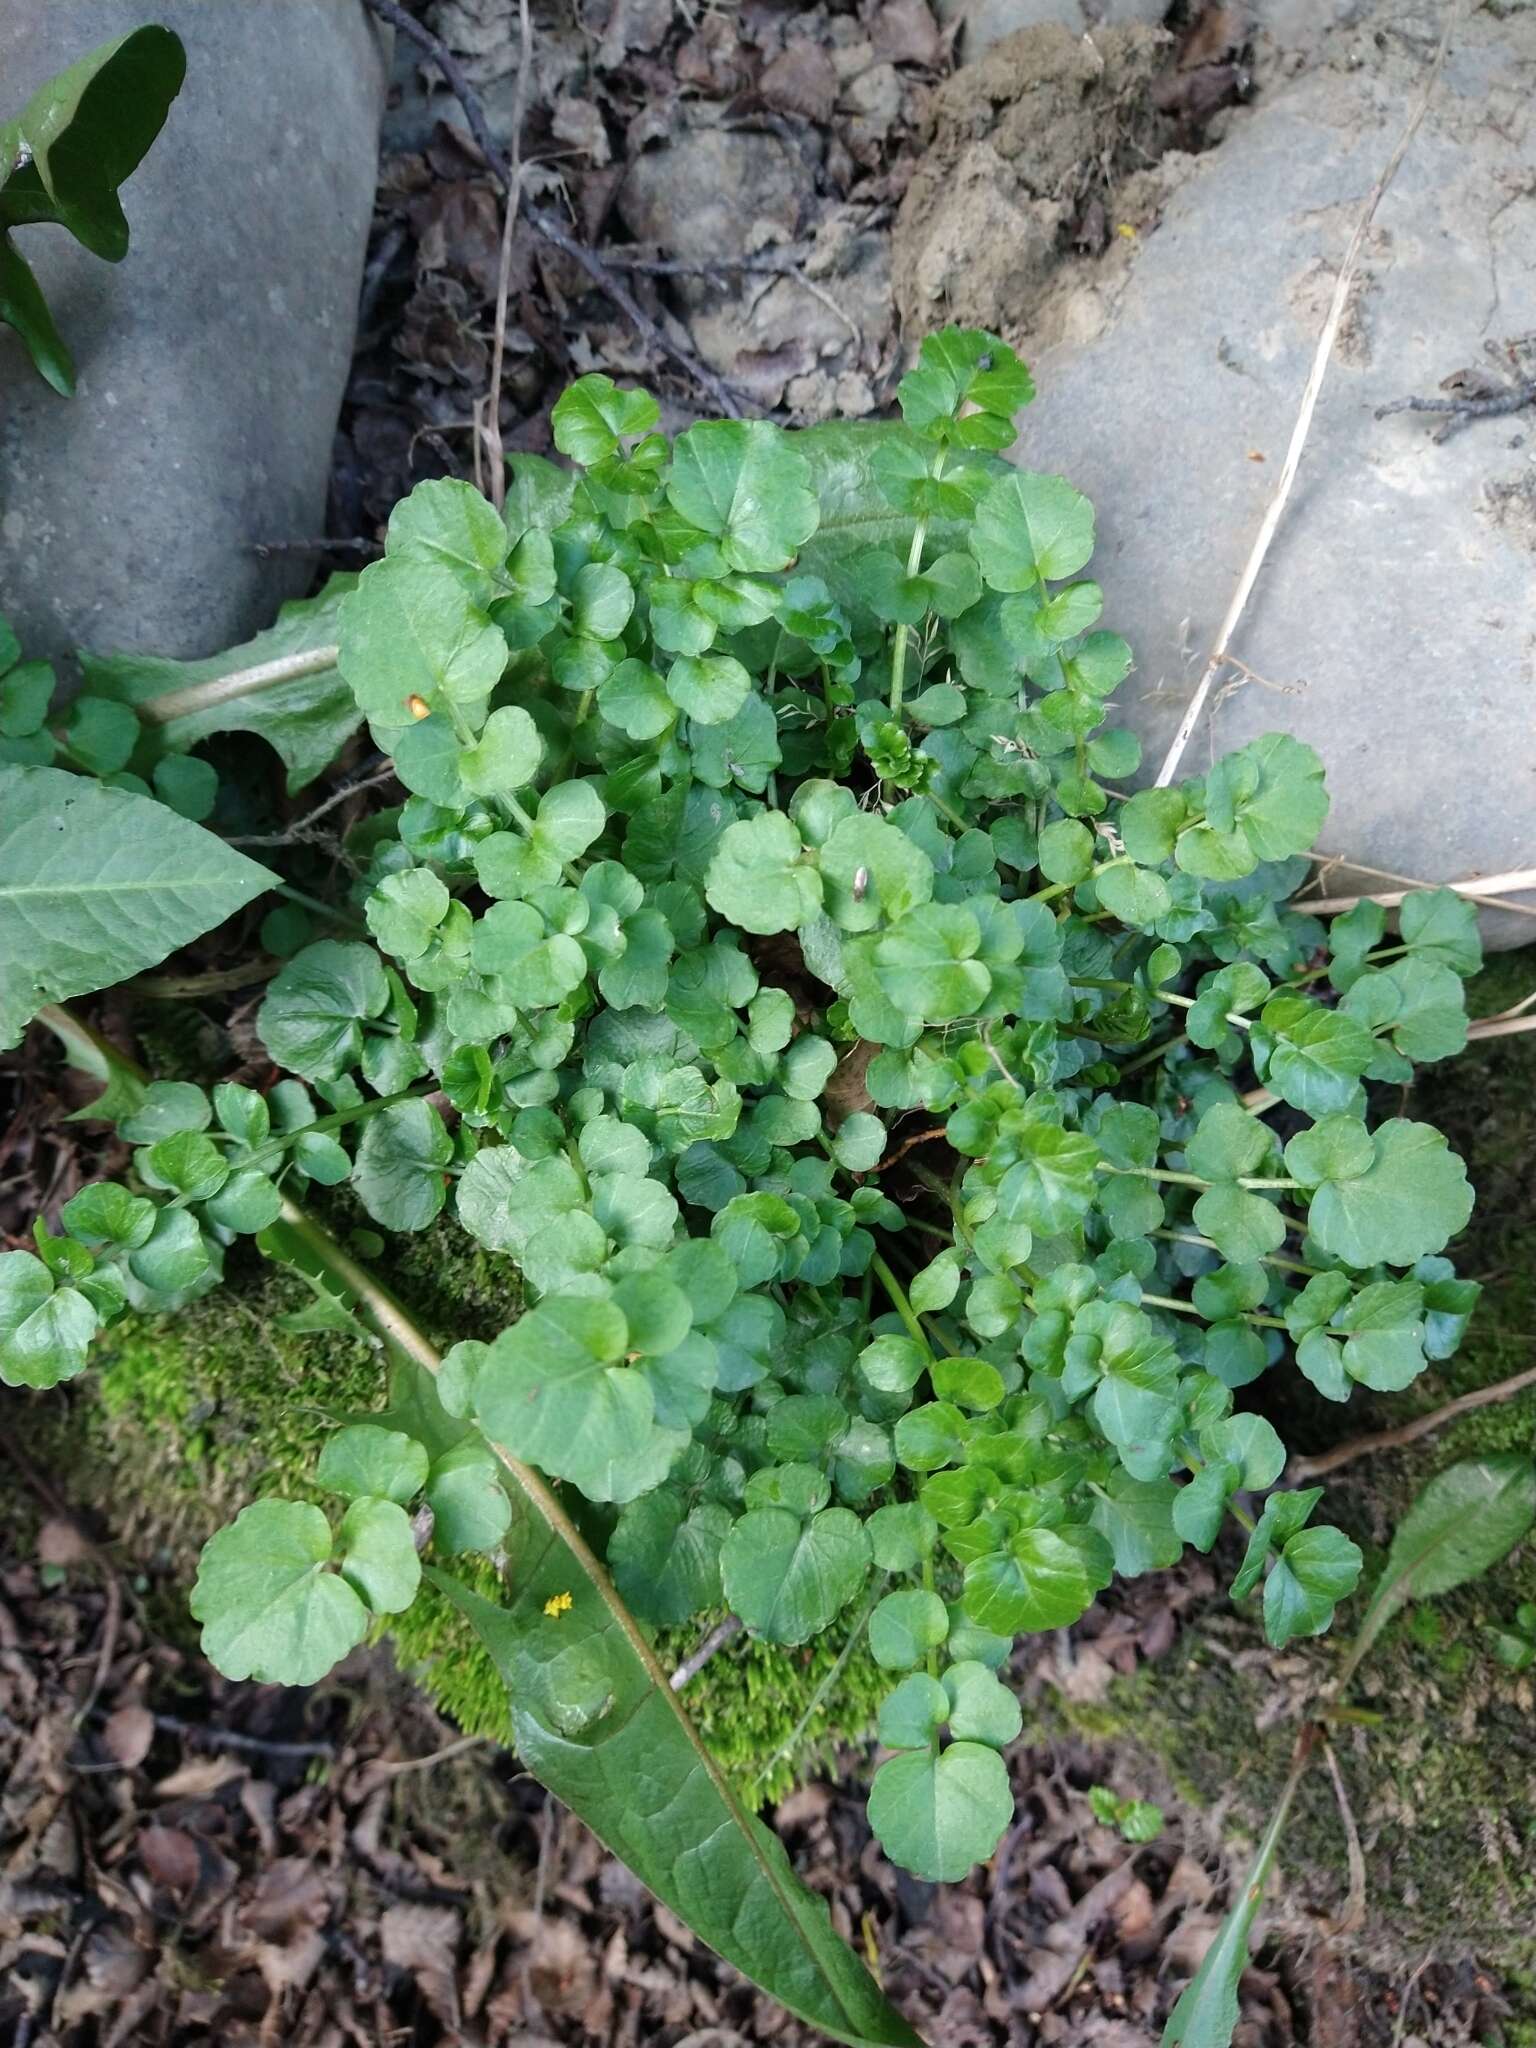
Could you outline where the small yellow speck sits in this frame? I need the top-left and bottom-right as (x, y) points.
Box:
(543, 1590), (574, 1617)
(1116, 223), (1137, 240)
(405, 693), (431, 720)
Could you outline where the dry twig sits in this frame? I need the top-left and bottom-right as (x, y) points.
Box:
(1154, 11), (1457, 787)
(1288, 1361), (1536, 1483)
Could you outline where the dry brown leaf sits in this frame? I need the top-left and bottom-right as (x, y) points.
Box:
(380, 1902), (462, 2028)
(37, 1517), (92, 1567)
(759, 44), (837, 126)
(240, 1855), (331, 1937)
(152, 1753), (246, 1801)
(101, 1704), (155, 1770)
(138, 1824), (201, 1894)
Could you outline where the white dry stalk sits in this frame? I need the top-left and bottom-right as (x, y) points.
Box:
(1302, 863), (1536, 916)
(1154, 11), (1458, 788)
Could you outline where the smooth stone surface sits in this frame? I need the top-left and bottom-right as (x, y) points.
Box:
(1011, 1), (1536, 940)
(0, 2), (389, 662)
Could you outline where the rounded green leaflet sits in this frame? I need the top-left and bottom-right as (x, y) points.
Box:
(666, 419), (819, 573)
(962, 1524), (1113, 1635)
(942, 1660), (1022, 1748)
(472, 1293), (659, 1503)
(127, 1207), (211, 1295)
(705, 812), (822, 934)
(600, 657), (676, 740)
(141, 1130), (227, 1202)
(385, 475), (509, 588)
(868, 1741), (1013, 1881)
(551, 373), (659, 463)
(351, 1100), (452, 1233)
(0, 1249), (99, 1389)
(118, 1082), (213, 1145)
(819, 813), (934, 933)
(456, 1146), (585, 1258)
(874, 903), (991, 1023)
(745, 1463), (833, 1515)
(258, 941), (389, 1081)
(1192, 1183), (1287, 1264)
(832, 1112), (887, 1173)
(1263, 1525), (1362, 1648)
(317, 1423), (429, 1505)
(1094, 862), (1170, 930)
(423, 1440), (512, 1555)
(1037, 817), (1094, 884)
(457, 704), (543, 795)
(930, 1356), (1005, 1412)
(878, 1673), (948, 1751)
(610, 1492), (732, 1625)
(1282, 1113), (1374, 1187)
(60, 1183), (155, 1251)
(867, 1502), (938, 1572)
(1184, 1100), (1271, 1182)
(971, 468), (1095, 590)
(191, 1499), (370, 1687)
(859, 1333), (929, 1394)
(720, 1505), (871, 1645)
(665, 651), (753, 726)
(869, 1589), (950, 1670)
(1304, 1118), (1473, 1267)
(336, 1496), (421, 1615)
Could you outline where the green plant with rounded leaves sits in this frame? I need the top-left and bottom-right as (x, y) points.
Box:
(4, 330), (1497, 2047)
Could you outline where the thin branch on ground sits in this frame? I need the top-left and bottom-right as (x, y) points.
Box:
(1287, 1361), (1536, 1483)
(361, 0), (746, 417)
(1466, 1012), (1536, 1043)
(359, 1732), (493, 1778)
(877, 1125), (950, 1174)
(249, 537), (381, 558)
(605, 247), (860, 342)
(149, 1712), (337, 1760)
(1376, 379), (1536, 429)
(1321, 1736), (1367, 1935)
(669, 1614), (744, 1690)
(227, 764), (398, 851)
(1299, 859), (1536, 918)
(1153, 9), (1456, 788)
(477, 0), (531, 509)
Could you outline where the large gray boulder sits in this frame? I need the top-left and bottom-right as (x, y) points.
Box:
(1012, 1), (1536, 938)
(0, 2), (389, 663)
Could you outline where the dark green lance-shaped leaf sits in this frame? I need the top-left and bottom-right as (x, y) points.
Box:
(0, 766), (273, 1049)
(1162, 1779), (1297, 2048)
(430, 1564), (920, 2048)
(191, 1499), (369, 1686)
(721, 1505), (871, 1645)
(867, 1742), (1013, 1882)
(0, 26), (185, 390)
(81, 577), (359, 792)
(256, 1193), (918, 2044)
(1351, 1455), (1536, 1666)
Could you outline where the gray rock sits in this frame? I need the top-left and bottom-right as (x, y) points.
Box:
(0, 2), (389, 663)
(934, 0), (1169, 63)
(1010, 1), (1536, 940)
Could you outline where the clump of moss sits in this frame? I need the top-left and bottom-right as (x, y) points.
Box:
(9, 1207), (889, 1797)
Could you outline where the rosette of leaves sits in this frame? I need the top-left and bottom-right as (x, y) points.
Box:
(7, 328), (1488, 2038)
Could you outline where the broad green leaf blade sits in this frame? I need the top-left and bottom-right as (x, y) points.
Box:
(1352, 1455), (1536, 1665)
(867, 1741), (1012, 1881)
(81, 576), (359, 792)
(191, 1498), (369, 1686)
(0, 237), (74, 393)
(267, 1199), (919, 2048)
(0, 27), (186, 258)
(0, 765), (274, 1049)
(431, 1562), (923, 2047)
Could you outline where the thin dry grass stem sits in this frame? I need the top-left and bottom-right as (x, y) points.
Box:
(1154, 11), (1457, 787)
